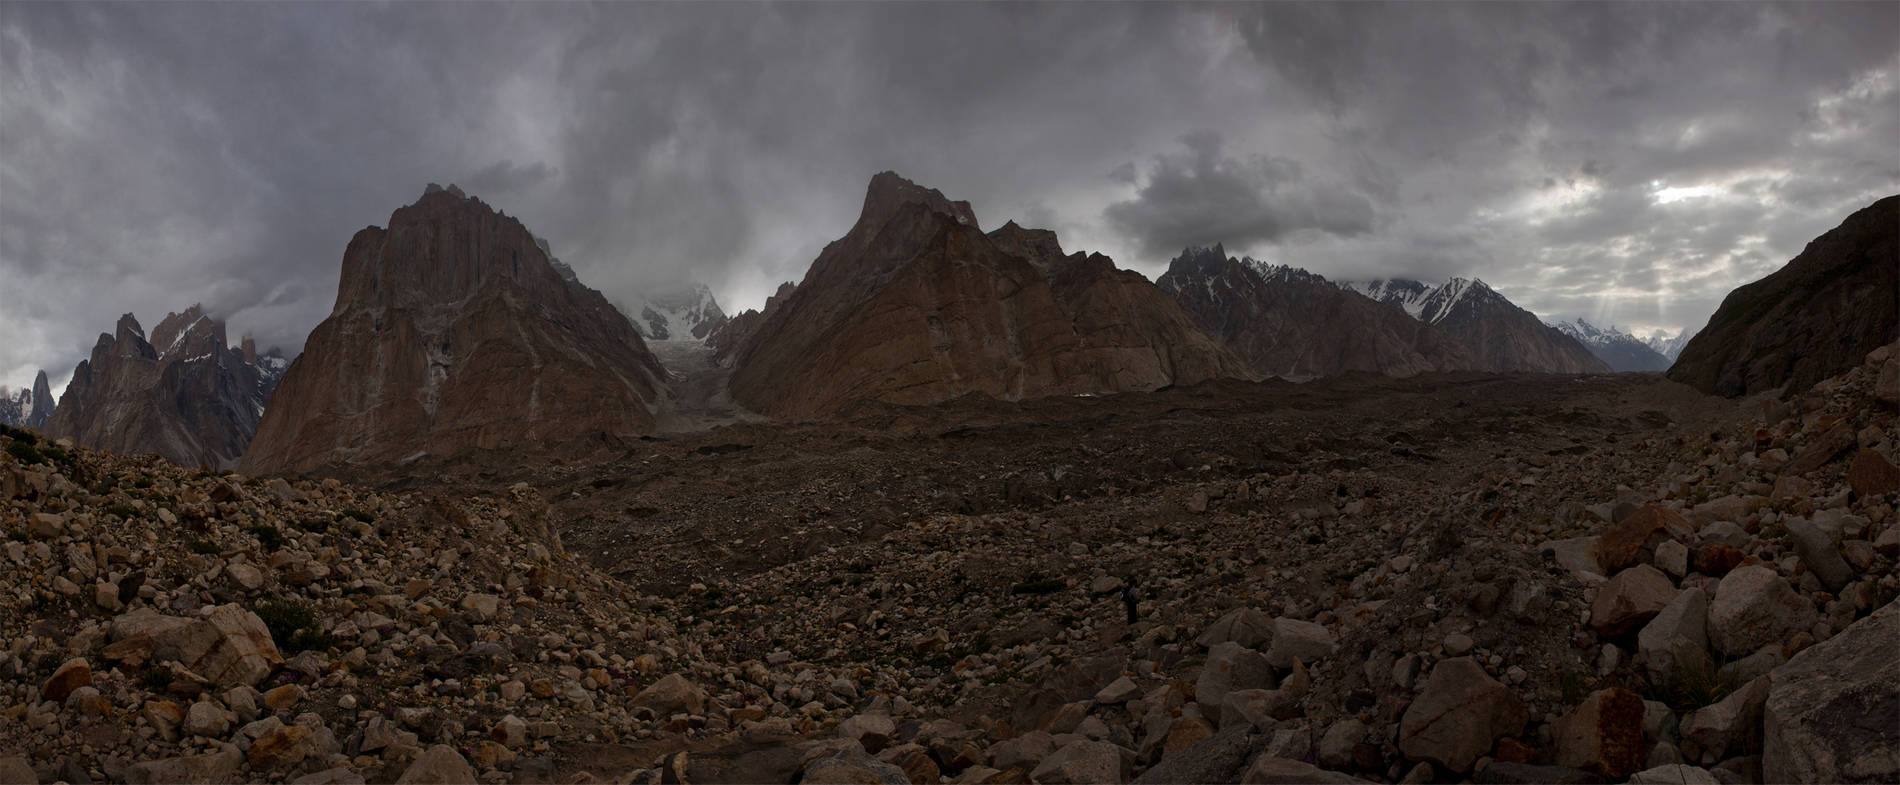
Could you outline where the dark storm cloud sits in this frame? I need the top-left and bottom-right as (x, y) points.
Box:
(1104, 131), (1377, 259)
(1, 2), (1895, 393)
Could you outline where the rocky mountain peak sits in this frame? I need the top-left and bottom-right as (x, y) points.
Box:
(150, 304), (227, 361)
(858, 171), (978, 232)
(987, 221), (1066, 270)
(244, 186), (667, 474)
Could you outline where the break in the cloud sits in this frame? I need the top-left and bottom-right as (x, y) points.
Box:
(1, 2), (1895, 393)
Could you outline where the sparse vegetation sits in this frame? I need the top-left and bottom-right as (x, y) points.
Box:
(249, 525), (287, 551)
(186, 538), (221, 555)
(5, 440), (46, 466)
(105, 503), (139, 519)
(252, 598), (333, 653)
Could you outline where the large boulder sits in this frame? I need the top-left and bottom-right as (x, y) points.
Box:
(112, 605), (282, 689)
(1637, 587), (1711, 680)
(1763, 599), (1900, 783)
(1681, 677), (1770, 763)
(1551, 687), (1647, 778)
(1597, 505), (1687, 573)
(1784, 517), (1853, 592)
(1029, 740), (1131, 785)
(1707, 566), (1816, 657)
(395, 746), (477, 785)
(1241, 756), (1370, 784)
(1196, 642), (1276, 710)
(631, 673), (708, 716)
(1197, 608), (1275, 649)
(1590, 565), (1677, 638)
(124, 749), (244, 785)
(1262, 618), (1336, 669)
(1398, 657), (1527, 773)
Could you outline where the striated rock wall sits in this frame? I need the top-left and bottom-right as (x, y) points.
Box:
(241, 185), (666, 475)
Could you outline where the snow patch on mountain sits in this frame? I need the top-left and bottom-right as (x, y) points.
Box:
(625, 282), (730, 342)
(1644, 328), (1696, 362)
(1551, 318), (1672, 372)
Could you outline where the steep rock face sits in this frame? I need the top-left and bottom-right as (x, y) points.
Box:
(1555, 319), (1672, 372)
(42, 306), (277, 468)
(719, 173), (1249, 418)
(1346, 279), (1610, 374)
(1158, 247), (1477, 380)
(1669, 195), (1898, 398)
(241, 185), (666, 475)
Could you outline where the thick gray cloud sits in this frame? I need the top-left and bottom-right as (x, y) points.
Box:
(1105, 131), (1376, 259)
(1, 2), (1894, 394)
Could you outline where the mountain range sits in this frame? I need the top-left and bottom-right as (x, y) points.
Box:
(41, 305), (286, 468)
(1552, 319), (1673, 372)
(10, 176), (1889, 471)
(1342, 278), (1611, 374)
(1157, 246), (1477, 380)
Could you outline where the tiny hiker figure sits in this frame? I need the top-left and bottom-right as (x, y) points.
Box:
(1121, 580), (1139, 625)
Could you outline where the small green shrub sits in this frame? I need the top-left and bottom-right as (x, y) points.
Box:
(140, 666), (175, 692)
(39, 444), (69, 464)
(105, 503), (139, 519)
(186, 539), (221, 555)
(248, 525), (287, 551)
(252, 598), (333, 653)
(2, 426), (36, 444)
(5, 441), (46, 466)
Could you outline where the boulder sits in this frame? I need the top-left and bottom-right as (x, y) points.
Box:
(41, 657), (91, 701)
(1627, 764), (1719, 784)
(1590, 564), (1677, 637)
(1784, 517), (1853, 592)
(1318, 718), (1369, 770)
(1197, 608), (1275, 649)
(1846, 449), (1900, 497)
(1262, 618), (1336, 669)
(1133, 724), (1255, 785)
(1028, 740), (1130, 785)
(803, 755), (911, 785)
(1707, 566), (1816, 657)
(1763, 598), (1900, 783)
(1541, 537), (1607, 582)
(1680, 677), (1769, 762)
(631, 673), (707, 716)
(839, 713), (897, 754)
(0, 757), (36, 785)
(1551, 687), (1647, 778)
(1598, 505), (1687, 573)
(185, 701), (229, 738)
(1195, 642), (1276, 709)
(247, 724), (315, 772)
(1637, 587), (1712, 679)
(1219, 688), (1299, 730)
(1472, 762), (1607, 784)
(1241, 756), (1369, 784)
(290, 769), (367, 785)
(394, 746), (476, 785)
(124, 749), (243, 785)
(1398, 657), (1527, 773)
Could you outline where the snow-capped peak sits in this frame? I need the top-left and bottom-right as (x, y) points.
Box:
(626, 282), (730, 342)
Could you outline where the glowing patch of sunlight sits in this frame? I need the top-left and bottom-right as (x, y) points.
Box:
(1651, 183), (1722, 204)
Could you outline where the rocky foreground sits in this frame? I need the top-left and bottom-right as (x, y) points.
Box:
(2, 345), (1897, 784)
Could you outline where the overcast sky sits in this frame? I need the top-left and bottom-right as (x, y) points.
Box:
(3, 2), (1896, 394)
